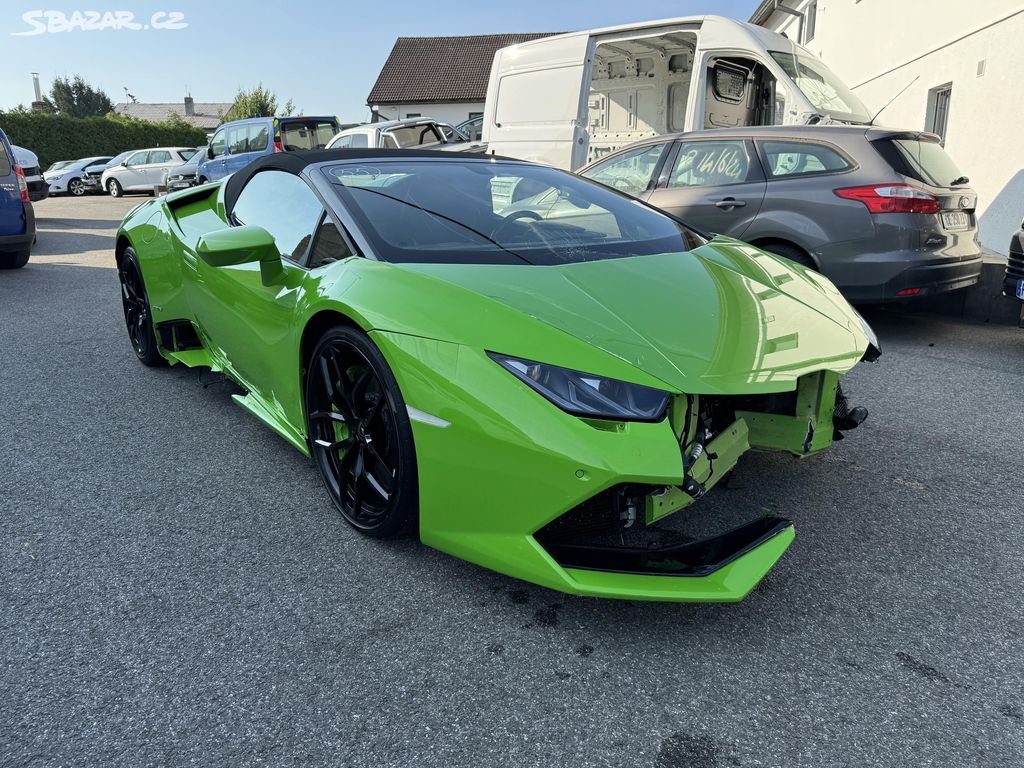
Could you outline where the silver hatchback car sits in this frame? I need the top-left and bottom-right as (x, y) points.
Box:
(580, 126), (983, 303)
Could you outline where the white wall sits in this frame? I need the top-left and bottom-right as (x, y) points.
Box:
(371, 102), (485, 126)
(761, 0), (1024, 250)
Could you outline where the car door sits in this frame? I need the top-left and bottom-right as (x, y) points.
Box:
(120, 151), (151, 190)
(203, 129), (228, 181)
(190, 169), (325, 403)
(144, 150), (173, 186)
(646, 137), (766, 237)
(224, 123), (257, 175)
(579, 141), (672, 199)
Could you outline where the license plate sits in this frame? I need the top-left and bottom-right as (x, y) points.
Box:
(941, 211), (971, 231)
(1017, 279), (1024, 300)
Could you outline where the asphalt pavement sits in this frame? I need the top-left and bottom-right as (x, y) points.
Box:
(2, 194), (1023, 767)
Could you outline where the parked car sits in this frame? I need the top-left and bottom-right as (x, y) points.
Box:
(161, 149), (203, 192)
(0, 127), (35, 269)
(483, 15), (874, 171)
(44, 155), (113, 197)
(327, 118), (445, 150)
(1005, 218), (1024, 302)
(455, 115), (483, 142)
(11, 146), (47, 202)
(197, 116), (341, 183)
(438, 122), (467, 142)
(328, 118), (486, 154)
(81, 151), (132, 194)
(101, 147), (198, 197)
(114, 148), (877, 602)
(579, 125), (983, 303)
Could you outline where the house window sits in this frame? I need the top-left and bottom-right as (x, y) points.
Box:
(804, 1), (817, 43)
(468, 111), (483, 120)
(927, 84), (952, 145)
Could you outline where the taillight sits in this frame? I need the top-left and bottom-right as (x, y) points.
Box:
(13, 165), (29, 203)
(834, 184), (940, 214)
(273, 139), (284, 153)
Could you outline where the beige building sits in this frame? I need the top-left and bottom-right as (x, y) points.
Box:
(751, 0), (1024, 251)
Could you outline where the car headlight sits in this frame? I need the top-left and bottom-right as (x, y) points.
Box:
(851, 309), (881, 356)
(488, 352), (670, 421)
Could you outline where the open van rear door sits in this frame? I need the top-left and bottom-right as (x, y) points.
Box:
(483, 32), (591, 169)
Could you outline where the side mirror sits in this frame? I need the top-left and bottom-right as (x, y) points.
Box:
(196, 225), (283, 286)
(121, 160), (128, 167)
(207, 146), (215, 160)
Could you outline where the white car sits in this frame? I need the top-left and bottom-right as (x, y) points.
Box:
(100, 147), (198, 197)
(43, 155), (112, 197)
(326, 118), (485, 154)
(12, 145), (48, 201)
(327, 119), (448, 150)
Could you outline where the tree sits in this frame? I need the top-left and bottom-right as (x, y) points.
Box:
(49, 76), (114, 118)
(223, 84), (295, 121)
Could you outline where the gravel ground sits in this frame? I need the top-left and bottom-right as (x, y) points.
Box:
(2, 194), (1023, 767)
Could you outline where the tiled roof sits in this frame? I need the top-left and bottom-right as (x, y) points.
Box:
(112, 102), (233, 130)
(367, 33), (561, 105)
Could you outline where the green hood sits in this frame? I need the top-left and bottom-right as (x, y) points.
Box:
(399, 239), (867, 394)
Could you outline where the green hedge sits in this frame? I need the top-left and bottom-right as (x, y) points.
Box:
(0, 111), (208, 168)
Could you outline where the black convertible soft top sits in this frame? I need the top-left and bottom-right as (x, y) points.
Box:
(223, 148), (515, 216)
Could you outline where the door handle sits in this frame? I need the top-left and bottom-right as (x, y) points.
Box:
(715, 198), (746, 209)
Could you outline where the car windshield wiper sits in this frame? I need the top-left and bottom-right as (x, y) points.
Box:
(342, 185), (534, 265)
(951, 175), (970, 186)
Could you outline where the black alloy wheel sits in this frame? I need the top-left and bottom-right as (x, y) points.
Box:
(306, 327), (418, 537)
(117, 248), (165, 366)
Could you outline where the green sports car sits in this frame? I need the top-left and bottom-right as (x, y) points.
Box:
(115, 149), (879, 602)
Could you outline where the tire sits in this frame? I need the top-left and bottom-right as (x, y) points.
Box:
(117, 248), (165, 367)
(305, 326), (419, 538)
(0, 249), (30, 269)
(197, 177), (208, 186)
(761, 243), (817, 270)
(68, 177), (85, 196)
(107, 179), (123, 198)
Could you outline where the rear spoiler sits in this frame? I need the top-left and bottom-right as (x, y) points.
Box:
(865, 128), (942, 143)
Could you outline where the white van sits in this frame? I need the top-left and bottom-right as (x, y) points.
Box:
(481, 15), (874, 171)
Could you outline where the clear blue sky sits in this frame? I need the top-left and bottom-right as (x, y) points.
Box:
(1, 0), (760, 121)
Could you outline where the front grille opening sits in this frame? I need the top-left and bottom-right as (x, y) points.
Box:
(535, 484), (790, 577)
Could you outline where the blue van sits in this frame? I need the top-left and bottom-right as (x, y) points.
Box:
(197, 116), (340, 183)
(0, 127), (34, 269)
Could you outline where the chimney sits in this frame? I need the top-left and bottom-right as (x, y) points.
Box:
(184, 96), (195, 116)
(30, 72), (51, 113)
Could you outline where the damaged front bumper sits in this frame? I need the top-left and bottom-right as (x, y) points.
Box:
(377, 332), (871, 602)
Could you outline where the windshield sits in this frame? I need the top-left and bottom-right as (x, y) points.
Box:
(770, 51), (873, 124)
(180, 148), (199, 161)
(281, 120), (339, 150)
(46, 161), (73, 172)
(326, 160), (705, 266)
